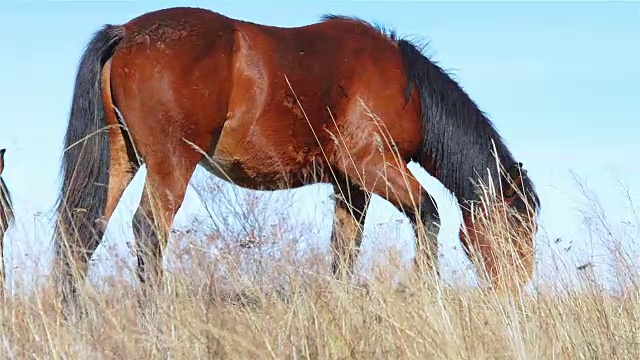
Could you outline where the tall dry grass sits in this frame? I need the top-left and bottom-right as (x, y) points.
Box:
(0, 169), (638, 360)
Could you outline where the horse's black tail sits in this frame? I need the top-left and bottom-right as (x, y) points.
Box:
(52, 24), (125, 293)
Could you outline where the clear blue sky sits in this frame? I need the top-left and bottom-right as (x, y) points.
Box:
(0, 1), (638, 292)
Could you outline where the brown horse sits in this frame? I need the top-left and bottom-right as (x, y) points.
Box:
(0, 148), (14, 295)
(52, 7), (540, 304)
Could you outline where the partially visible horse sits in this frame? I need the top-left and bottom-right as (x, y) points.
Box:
(0, 148), (14, 295)
(52, 7), (540, 304)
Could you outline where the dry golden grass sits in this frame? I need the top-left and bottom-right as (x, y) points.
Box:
(1, 251), (638, 359)
(2, 175), (639, 360)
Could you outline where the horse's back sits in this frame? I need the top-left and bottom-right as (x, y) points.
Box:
(108, 7), (421, 189)
(210, 16), (419, 188)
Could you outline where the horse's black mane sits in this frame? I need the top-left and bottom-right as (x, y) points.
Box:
(321, 13), (540, 212)
(320, 14), (399, 41)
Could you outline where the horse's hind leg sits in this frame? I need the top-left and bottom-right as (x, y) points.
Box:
(70, 114), (140, 304)
(95, 111), (141, 235)
(54, 60), (138, 309)
(56, 91), (139, 309)
(132, 145), (203, 295)
(62, 122), (139, 309)
(330, 176), (371, 281)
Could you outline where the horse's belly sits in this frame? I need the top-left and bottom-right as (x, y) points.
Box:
(198, 152), (323, 191)
(199, 110), (331, 190)
(200, 136), (327, 190)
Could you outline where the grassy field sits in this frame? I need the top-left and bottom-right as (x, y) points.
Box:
(0, 253), (638, 359)
(1, 178), (638, 360)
